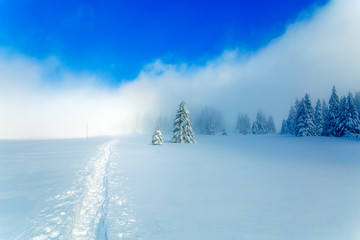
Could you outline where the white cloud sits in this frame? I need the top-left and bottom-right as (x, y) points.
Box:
(1, 0), (360, 139)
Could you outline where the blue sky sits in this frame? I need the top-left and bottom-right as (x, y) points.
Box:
(0, 0), (328, 84)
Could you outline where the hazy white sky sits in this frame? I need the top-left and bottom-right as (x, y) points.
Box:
(0, 0), (359, 139)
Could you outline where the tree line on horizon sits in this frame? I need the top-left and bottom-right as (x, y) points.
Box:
(234, 111), (276, 135)
(153, 86), (360, 145)
(152, 102), (277, 146)
(153, 101), (277, 145)
(194, 107), (276, 136)
(280, 86), (360, 137)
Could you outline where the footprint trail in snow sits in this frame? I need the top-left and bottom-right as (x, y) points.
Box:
(24, 140), (137, 240)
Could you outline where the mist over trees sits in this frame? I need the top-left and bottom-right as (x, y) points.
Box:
(252, 111), (268, 135)
(234, 111), (276, 135)
(281, 86), (360, 137)
(194, 107), (224, 135)
(266, 115), (276, 134)
(148, 86), (360, 141)
(147, 86), (360, 140)
(235, 114), (251, 135)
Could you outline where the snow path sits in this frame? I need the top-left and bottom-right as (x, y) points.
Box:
(70, 140), (114, 240)
(27, 140), (119, 240)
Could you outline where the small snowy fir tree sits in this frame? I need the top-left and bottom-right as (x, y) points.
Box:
(296, 94), (317, 137)
(171, 101), (196, 143)
(325, 86), (340, 136)
(280, 119), (289, 135)
(152, 129), (163, 145)
(266, 115), (276, 134)
(314, 99), (323, 136)
(252, 111), (268, 135)
(235, 113), (251, 134)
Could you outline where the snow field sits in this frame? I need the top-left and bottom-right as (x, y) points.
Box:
(112, 134), (360, 240)
(1, 134), (360, 240)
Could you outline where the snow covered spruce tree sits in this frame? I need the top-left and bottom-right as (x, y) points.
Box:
(252, 111), (268, 135)
(266, 115), (276, 134)
(295, 94), (317, 136)
(324, 86), (340, 136)
(152, 129), (163, 145)
(336, 93), (360, 137)
(314, 99), (324, 136)
(171, 101), (196, 143)
(235, 113), (251, 134)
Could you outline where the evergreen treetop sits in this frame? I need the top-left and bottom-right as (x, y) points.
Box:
(326, 86), (340, 136)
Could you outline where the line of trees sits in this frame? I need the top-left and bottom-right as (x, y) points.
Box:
(235, 111), (276, 135)
(281, 86), (360, 137)
(194, 106), (276, 136)
(194, 107), (224, 135)
(166, 102), (276, 146)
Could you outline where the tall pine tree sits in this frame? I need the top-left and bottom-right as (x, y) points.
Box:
(325, 86), (340, 136)
(337, 93), (360, 137)
(296, 94), (316, 136)
(171, 102), (196, 143)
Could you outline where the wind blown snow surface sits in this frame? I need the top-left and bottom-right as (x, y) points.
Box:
(1, 134), (360, 239)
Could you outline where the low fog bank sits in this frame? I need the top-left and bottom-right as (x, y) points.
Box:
(1, 0), (360, 139)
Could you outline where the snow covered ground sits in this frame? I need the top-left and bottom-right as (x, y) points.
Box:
(1, 134), (360, 239)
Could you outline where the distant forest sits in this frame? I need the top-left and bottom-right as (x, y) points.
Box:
(140, 86), (360, 138)
(281, 86), (360, 137)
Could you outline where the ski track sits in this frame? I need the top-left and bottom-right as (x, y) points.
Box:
(23, 139), (137, 240)
(70, 141), (113, 240)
